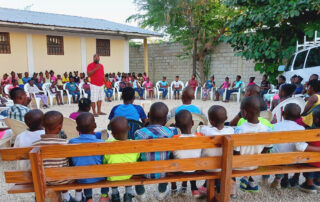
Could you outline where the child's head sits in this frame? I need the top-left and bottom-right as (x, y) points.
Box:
(192, 74), (196, 80)
(208, 105), (227, 127)
(310, 74), (319, 81)
(17, 73), (22, 79)
(24, 109), (44, 131)
(121, 76), (126, 82)
(146, 77), (150, 82)
(175, 76), (179, 81)
(291, 75), (297, 83)
(10, 87), (29, 106)
(240, 96), (260, 123)
(3, 73), (8, 79)
(283, 103), (301, 121)
(181, 87), (195, 104)
(64, 72), (68, 77)
(175, 110), (193, 133)
(225, 77), (229, 82)
(279, 84), (296, 99)
(210, 75), (215, 81)
(50, 70), (54, 76)
(122, 87), (135, 104)
(43, 111), (63, 134)
(24, 72), (29, 77)
(12, 79), (18, 86)
(148, 102), (168, 125)
(249, 77), (255, 83)
(295, 76), (303, 84)
(110, 116), (129, 141)
(76, 112), (96, 134)
(70, 77), (74, 83)
(162, 76), (166, 81)
(244, 84), (260, 97)
(236, 75), (241, 81)
(57, 74), (61, 79)
(10, 71), (15, 77)
(78, 98), (91, 112)
(313, 107), (320, 127)
(84, 77), (88, 83)
(28, 79), (34, 86)
(262, 74), (268, 81)
(307, 79), (320, 96)
(278, 75), (286, 84)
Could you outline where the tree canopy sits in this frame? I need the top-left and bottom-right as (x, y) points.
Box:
(224, 0), (320, 83)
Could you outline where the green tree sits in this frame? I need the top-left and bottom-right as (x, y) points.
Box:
(128, 0), (237, 83)
(224, 0), (320, 83)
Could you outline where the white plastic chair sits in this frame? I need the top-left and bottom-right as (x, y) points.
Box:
(62, 117), (78, 140)
(63, 83), (73, 105)
(155, 81), (170, 99)
(271, 97), (305, 123)
(42, 83), (64, 106)
(264, 84), (279, 102)
(142, 81), (154, 99)
(4, 84), (12, 96)
(114, 81), (122, 100)
(169, 81), (184, 99)
(185, 81), (199, 100)
(230, 82), (245, 103)
(200, 83), (215, 101)
(78, 83), (88, 99)
(24, 83), (41, 109)
(4, 118), (28, 142)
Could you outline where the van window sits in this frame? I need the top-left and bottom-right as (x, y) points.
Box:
(293, 50), (308, 70)
(285, 55), (294, 71)
(306, 47), (320, 68)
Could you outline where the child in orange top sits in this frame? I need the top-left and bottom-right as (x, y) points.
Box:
(171, 110), (202, 198)
(104, 80), (113, 102)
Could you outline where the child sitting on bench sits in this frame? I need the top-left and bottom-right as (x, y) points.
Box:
(103, 116), (139, 202)
(234, 96), (273, 193)
(32, 111), (74, 202)
(69, 113), (109, 202)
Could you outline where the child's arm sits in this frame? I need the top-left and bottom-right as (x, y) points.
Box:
(302, 95), (318, 115)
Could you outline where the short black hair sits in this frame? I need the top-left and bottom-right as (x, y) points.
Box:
(208, 105), (227, 125)
(175, 110), (193, 130)
(279, 75), (286, 82)
(9, 87), (25, 100)
(283, 103), (301, 121)
(78, 98), (91, 112)
(297, 76), (303, 82)
(210, 75), (215, 79)
(76, 112), (95, 134)
(24, 109), (44, 130)
(308, 79), (320, 92)
(43, 111), (63, 131)
(280, 84), (297, 97)
(163, 76), (166, 79)
(263, 74), (268, 78)
(122, 87), (135, 102)
(311, 74), (319, 80)
(237, 75), (241, 79)
(241, 96), (260, 113)
(149, 102), (168, 123)
(176, 76), (179, 78)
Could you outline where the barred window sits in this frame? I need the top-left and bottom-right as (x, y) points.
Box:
(0, 32), (11, 54)
(47, 35), (64, 55)
(96, 39), (110, 56)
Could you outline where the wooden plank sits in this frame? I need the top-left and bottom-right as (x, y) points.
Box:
(232, 129), (320, 146)
(48, 172), (220, 191)
(220, 136), (233, 202)
(40, 136), (223, 158)
(207, 179), (215, 202)
(45, 157), (221, 181)
(8, 184), (34, 194)
(29, 147), (46, 202)
(233, 152), (320, 168)
(232, 165), (320, 178)
(0, 147), (32, 161)
(5, 171), (33, 184)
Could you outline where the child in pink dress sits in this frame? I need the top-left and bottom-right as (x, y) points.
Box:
(143, 77), (154, 99)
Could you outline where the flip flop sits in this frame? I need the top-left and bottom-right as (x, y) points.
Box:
(98, 112), (107, 115)
(93, 114), (99, 117)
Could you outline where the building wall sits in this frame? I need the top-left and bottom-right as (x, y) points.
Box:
(32, 34), (82, 74)
(0, 32), (28, 76)
(129, 42), (262, 86)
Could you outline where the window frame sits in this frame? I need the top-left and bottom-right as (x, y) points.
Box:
(96, 39), (110, 56)
(0, 32), (11, 54)
(293, 50), (308, 70)
(47, 35), (64, 55)
(305, 47), (320, 68)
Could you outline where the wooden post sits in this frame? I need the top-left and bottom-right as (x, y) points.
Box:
(29, 147), (46, 202)
(144, 38), (149, 75)
(207, 179), (215, 202)
(220, 135), (234, 202)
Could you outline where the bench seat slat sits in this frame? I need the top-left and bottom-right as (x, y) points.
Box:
(40, 136), (223, 158)
(8, 184), (34, 194)
(5, 171), (33, 184)
(45, 157), (221, 182)
(233, 152), (320, 168)
(0, 147), (32, 161)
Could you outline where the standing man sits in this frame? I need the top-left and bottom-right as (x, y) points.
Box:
(87, 54), (107, 117)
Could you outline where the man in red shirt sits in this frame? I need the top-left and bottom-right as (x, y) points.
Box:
(87, 54), (107, 117)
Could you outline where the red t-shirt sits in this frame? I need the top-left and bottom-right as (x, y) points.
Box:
(309, 141), (320, 168)
(87, 62), (105, 86)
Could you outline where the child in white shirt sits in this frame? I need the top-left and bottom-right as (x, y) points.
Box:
(270, 103), (307, 189)
(171, 110), (202, 198)
(14, 109), (45, 169)
(200, 105), (234, 195)
(234, 96), (273, 193)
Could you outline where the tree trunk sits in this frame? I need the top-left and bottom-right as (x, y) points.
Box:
(192, 37), (197, 75)
(198, 56), (205, 84)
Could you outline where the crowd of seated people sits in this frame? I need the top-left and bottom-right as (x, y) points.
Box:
(1, 78), (320, 201)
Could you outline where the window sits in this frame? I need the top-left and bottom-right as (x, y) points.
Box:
(96, 39), (110, 56)
(306, 47), (320, 68)
(293, 50), (308, 70)
(0, 32), (10, 54)
(285, 55), (294, 71)
(47, 35), (64, 55)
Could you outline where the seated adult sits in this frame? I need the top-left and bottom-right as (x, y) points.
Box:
(229, 85), (270, 127)
(260, 74), (270, 98)
(28, 80), (49, 108)
(109, 87), (147, 123)
(167, 87), (205, 120)
(159, 76), (169, 99)
(66, 77), (80, 103)
(224, 75), (243, 102)
(294, 76), (304, 94)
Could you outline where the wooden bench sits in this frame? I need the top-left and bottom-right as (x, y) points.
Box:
(2, 129), (320, 202)
(0, 135), (232, 202)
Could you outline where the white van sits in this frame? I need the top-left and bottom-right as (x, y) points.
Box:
(279, 31), (320, 82)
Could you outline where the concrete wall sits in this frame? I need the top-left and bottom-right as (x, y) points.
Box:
(130, 42), (263, 86)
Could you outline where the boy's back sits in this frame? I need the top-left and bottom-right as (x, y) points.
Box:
(172, 133), (202, 160)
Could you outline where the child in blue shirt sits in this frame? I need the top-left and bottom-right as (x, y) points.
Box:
(159, 77), (169, 99)
(69, 112), (109, 202)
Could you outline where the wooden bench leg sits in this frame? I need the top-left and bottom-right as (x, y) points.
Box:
(45, 190), (61, 202)
(220, 136), (233, 202)
(207, 179), (215, 202)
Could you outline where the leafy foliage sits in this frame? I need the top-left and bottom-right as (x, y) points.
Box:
(224, 0), (320, 83)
